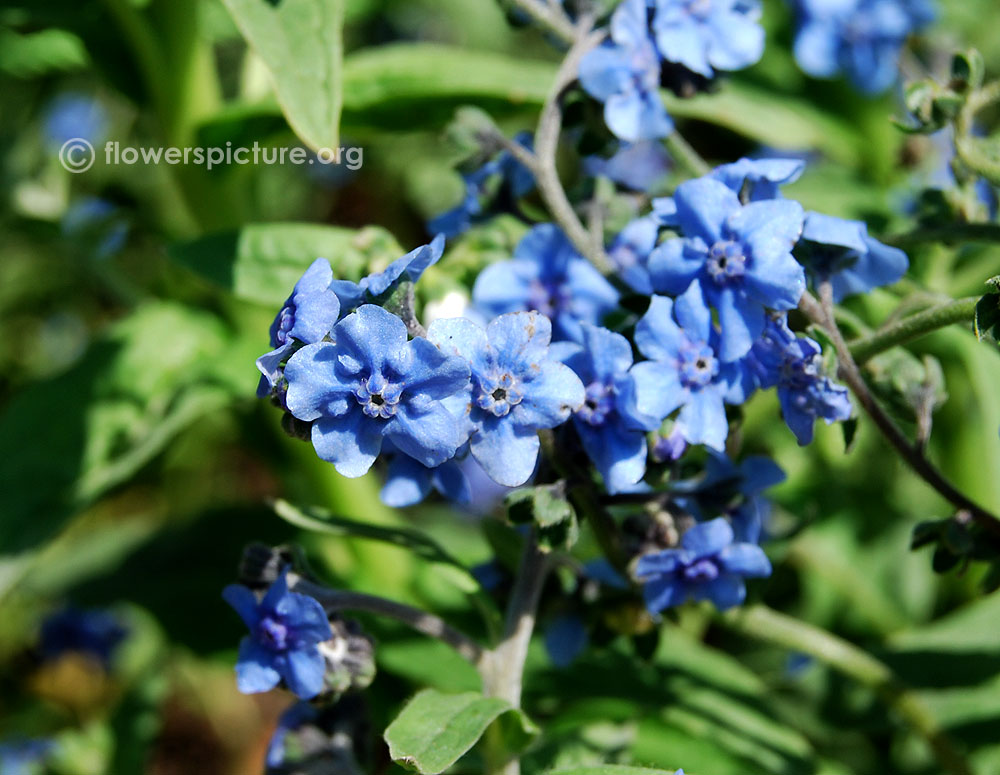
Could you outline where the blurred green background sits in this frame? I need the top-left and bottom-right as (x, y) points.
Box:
(2, 0), (1000, 773)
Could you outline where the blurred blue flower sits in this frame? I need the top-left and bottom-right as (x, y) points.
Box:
(746, 315), (852, 444)
(223, 572), (332, 699)
(790, 0), (934, 95)
(61, 198), (129, 258)
(544, 613), (588, 667)
(43, 93), (107, 147)
(284, 304), (471, 477)
(709, 156), (805, 201)
(652, 0), (765, 78)
(257, 258), (341, 398)
(630, 288), (748, 450)
(579, 0), (673, 142)
(584, 140), (672, 192)
(379, 435), (472, 508)
(608, 215), (660, 295)
(582, 558), (629, 589)
(648, 176), (805, 361)
(473, 224), (620, 342)
(330, 234), (445, 311)
(652, 429), (688, 461)
(266, 702), (318, 769)
(0, 739), (53, 775)
(636, 517), (771, 612)
(429, 134), (534, 238)
(795, 212), (908, 302)
(559, 325), (652, 493)
(39, 607), (127, 668)
(428, 311), (585, 486)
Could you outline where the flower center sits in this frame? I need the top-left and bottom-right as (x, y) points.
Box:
(577, 380), (615, 426)
(528, 279), (571, 318)
(476, 372), (523, 417)
(354, 373), (402, 419)
(275, 306), (295, 345)
(682, 557), (720, 583)
(678, 343), (718, 389)
(257, 616), (289, 650)
(707, 240), (747, 284)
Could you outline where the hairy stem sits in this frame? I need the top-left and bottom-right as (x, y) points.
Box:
(849, 296), (979, 364)
(800, 287), (1000, 538)
(720, 605), (972, 775)
(289, 576), (485, 666)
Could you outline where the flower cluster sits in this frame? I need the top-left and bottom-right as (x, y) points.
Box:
(579, 0), (765, 142)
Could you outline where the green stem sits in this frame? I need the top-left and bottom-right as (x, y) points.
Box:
(849, 296), (979, 364)
(955, 80), (1000, 186)
(719, 605), (972, 775)
(663, 130), (710, 177)
(506, 0), (577, 45)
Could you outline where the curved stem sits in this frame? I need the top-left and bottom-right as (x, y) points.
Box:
(955, 80), (1000, 185)
(849, 296), (979, 364)
(289, 576), (486, 666)
(800, 287), (1000, 538)
(663, 130), (710, 178)
(507, 0), (577, 45)
(719, 605), (972, 775)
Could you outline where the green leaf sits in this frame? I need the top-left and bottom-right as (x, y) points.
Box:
(547, 767), (680, 775)
(220, 0), (344, 151)
(385, 689), (537, 774)
(169, 223), (402, 306)
(0, 26), (87, 77)
(505, 483), (578, 550)
(974, 288), (1000, 342)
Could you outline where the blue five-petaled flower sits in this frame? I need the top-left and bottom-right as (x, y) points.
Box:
(579, 0), (674, 142)
(284, 304), (471, 478)
(223, 572), (332, 699)
(653, 0), (766, 78)
(636, 517), (772, 612)
(649, 175), (806, 362)
(428, 311), (585, 487)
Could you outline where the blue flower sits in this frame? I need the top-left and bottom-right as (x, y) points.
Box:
(428, 311), (585, 486)
(39, 607), (127, 668)
(648, 176), (805, 362)
(630, 288), (749, 450)
(559, 325), (652, 493)
(579, 0), (673, 142)
(223, 572), (332, 699)
(257, 258), (342, 398)
(652, 0), (765, 78)
(473, 224), (620, 342)
(584, 140), (673, 192)
(429, 134), (534, 238)
(709, 156), (805, 202)
(545, 613), (588, 668)
(61, 197), (129, 258)
(795, 212), (908, 302)
(284, 304), (471, 477)
(379, 436), (472, 508)
(330, 235), (446, 311)
(44, 93), (107, 147)
(790, 0), (934, 95)
(653, 429), (688, 461)
(746, 315), (852, 444)
(266, 702), (318, 769)
(0, 739), (54, 775)
(636, 517), (771, 612)
(608, 215), (660, 295)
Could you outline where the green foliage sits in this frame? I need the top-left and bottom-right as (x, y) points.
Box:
(506, 483), (579, 550)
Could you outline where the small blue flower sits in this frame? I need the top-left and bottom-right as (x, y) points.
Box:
(39, 607), (127, 668)
(746, 315), (852, 444)
(257, 258), (342, 397)
(43, 93), (107, 147)
(0, 739), (54, 775)
(584, 140), (673, 192)
(544, 613), (588, 668)
(428, 311), (585, 486)
(709, 156), (805, 202)
(330, 235), (446, 311)
(284, 304), (471, 477)
(379, 437), (472, 508)
(652, 0), (765, 78)
(636, 517), (772, 612)
(608, 215), (660, 295)
(559, 325), (652, 493)
(266, 702), (318, 769)
(223, 572), (332, 699)
(648, 175), (805, 361)
(795, 212), (908, 302)
(429, 134), (534, 238)
(630, 288), (749, 450)
(579, 0), (673, 142)
(473, 224), (620, 342)
(790, 0), (934, 95)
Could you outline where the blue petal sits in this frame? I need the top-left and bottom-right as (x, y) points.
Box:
(235, 638), (282, 694)
(715, 287), (763, 363)
(364, 235), (445, 297)
(648, 238), (705, 296)
(719, 543), (772, 577)
(793, 20), (841, 79)
(636, 549), (686, 577)
(545, 614), (589, 668)
(275, 592), (332, 644)
(579, 44), (631, 101)
(284, 342), (353, 421)
(655, 15), (712, 77)
(279, 646), (327, 699)
(673, 281), (713, 343)
(579, 325), (634, 380)
(643, 575), (689, 613)
(311, 410), (384, 477)
(673, 177), (741, 245)
(677, 387), (729, 450)
(488, 311), (552, 367)
(605, 89), (673, 143)
(472, 260), (537, 316)
(382, 453), (434, 507)
(335, 304), (409, 374)
(635, 295), (684, 361)
(514, 360), (586, 429)
(705, 10), (764, 72)
(432, 460), (473, 505)
(387, 399), (465, 468)
(399, 336), (471, 399)
(223, 585), (260, 630)
(629, 361), (686, 423)
(681, 517), (734, 557)
(697, 573), (746, 610)
(575, 417), (647, 493)
(471, 416), (540, 487)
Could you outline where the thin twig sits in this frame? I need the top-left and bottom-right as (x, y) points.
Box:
(800, 286), (1000, 538)
(289, 575), (486, 666)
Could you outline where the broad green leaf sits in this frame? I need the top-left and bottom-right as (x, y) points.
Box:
(0, 27), (87, 76)
(385, 689), (537, 774)
(220, 0), (344, 150)
(548, 767), (680, 775)
(169, 223), (402, 306)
